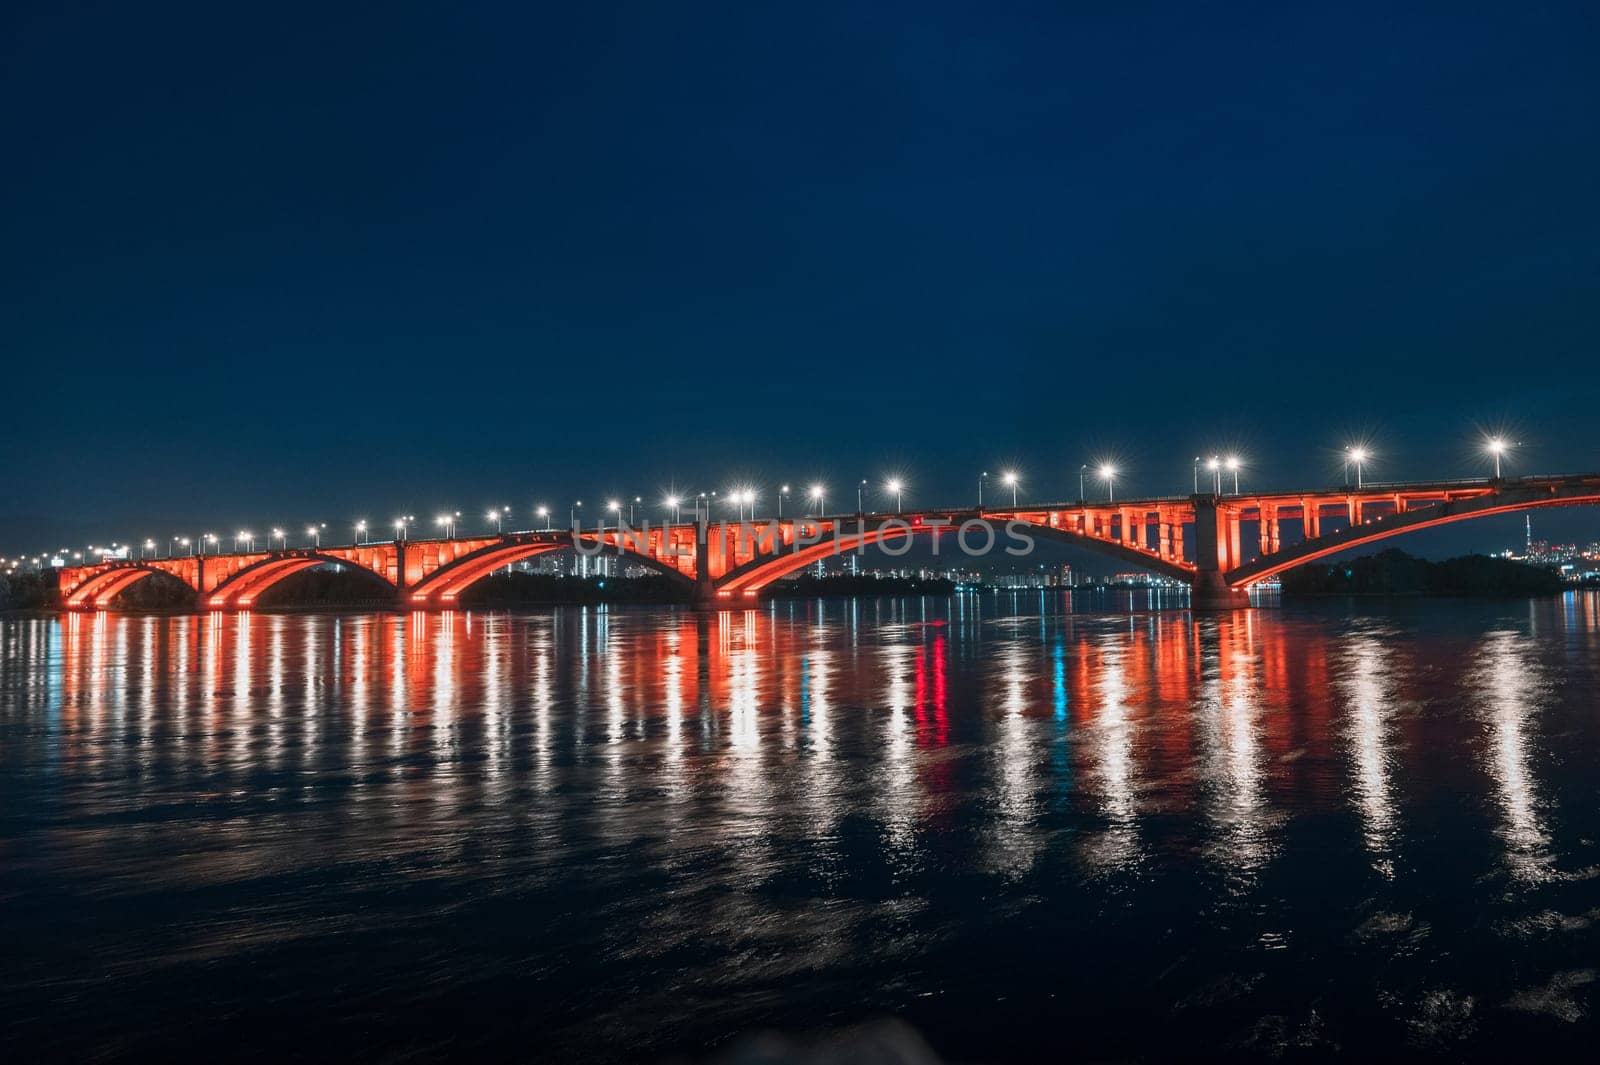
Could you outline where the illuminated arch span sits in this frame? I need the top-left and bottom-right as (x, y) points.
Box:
(204, 552), (396, 609)
(62, 564), (195, 609)
(715, 517), (1195, 597)
(1228, 483), (1600, 587)
(404, 534), (695, 606)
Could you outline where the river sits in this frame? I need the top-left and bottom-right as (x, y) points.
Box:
(3, 593), (1599, 1060)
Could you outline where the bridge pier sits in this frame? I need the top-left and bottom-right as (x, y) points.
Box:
(1190, 570), (1249, 610)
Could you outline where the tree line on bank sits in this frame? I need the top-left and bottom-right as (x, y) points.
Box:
(1278, 548), (1564, 597)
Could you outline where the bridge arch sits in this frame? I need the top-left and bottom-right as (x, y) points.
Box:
(1228, 486), (1600, 587)
(714, 516), (1194, 598)
(404, 534), (695, 607)
(62, 564), (195, 610)
(205, 552), (398, 609)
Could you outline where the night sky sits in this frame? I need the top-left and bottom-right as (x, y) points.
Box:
(5, 2), (1598, 557)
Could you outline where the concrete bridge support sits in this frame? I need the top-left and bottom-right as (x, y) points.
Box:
(1191, 495), (1250, 610)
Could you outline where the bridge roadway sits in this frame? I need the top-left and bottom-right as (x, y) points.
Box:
(56, 474), (1600, 611)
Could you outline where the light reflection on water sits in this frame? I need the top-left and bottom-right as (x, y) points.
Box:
(4, 592), (1600, 1061)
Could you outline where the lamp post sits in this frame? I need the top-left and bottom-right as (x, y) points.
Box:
(488, 507), (503, 533)
(778, 485), (789, 518)
(1345, 447), (1367, 489)
(608, 500), (621, 528)
(355, 520), (367, 544)
(1079, 464), (1087, 502)
(394, 517), (409, 541)
(570, 501), (582, 529)
(272, 528), (286, 551)
(1100, 465), (1117, 502)
(204, 533), (217, 555)
(665, 496), (681, 523)
(808, 484), (825, 515)
(536, 506), (550, 531)
(142, 539), (155, 560)
(886, 479), (904, 512)
(307, 524), (323, 548)
(1002, 470), (1019, 507)
(1193, 457), (1201, 494)
(1486, 437), (1514, 479)
(1205, 456), (1221, 494)
(631, 496), (641, 524)
(1225, 456), (1241, 494)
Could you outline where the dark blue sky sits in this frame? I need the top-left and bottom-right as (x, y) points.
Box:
(4, 1), (1597, 554)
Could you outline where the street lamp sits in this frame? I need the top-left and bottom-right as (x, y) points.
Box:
(1206, 455), (1221, 494)
(536, 505), (551, 530)
(978, 470), (988, 507)
(204, 533), (217, 555)
(1486, 437), (1514, 479)
(808, 484), (825, 515)
(608, 499), (621, 527)
(237, 530), (254, 552)
(1099, 465), (1117, 502)
(436, 514), (455, 538)
(1193, 456), (1201, 494)
(632, 496), (641, 524)
(886, 479), (904, 512)
(272, 528), (286, 551)
(1002, 470), (1019, 507)
(355, 520), (367, 543)
(394, 517), (409, 540)
(488, 507), (504, 533)
(778, 485), (790, 518)
(1345, 447), (1368, 488)
(1225, 455), (1241, 494)
(571, 501), (582, 529)
(142, 539), (155, 559)
(665, 496), (681, 523)
(306, 524), (323, 548)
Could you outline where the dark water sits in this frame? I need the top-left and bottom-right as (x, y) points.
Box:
(4, 594), (1600, 1061)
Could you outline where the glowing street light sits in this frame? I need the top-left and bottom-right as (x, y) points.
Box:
(778, 484), (790, 518)
(272, 527), (286, 551)
(355, 520), (367, 544)
(1193, 456), (1201, 494)
(1002, 470), (1019, 507)
(808, 483), (825, 515)
(1345, 447), (1368, 488)
(858, 479), (868, 512)
(1206, 455), (1222, 494)
(394, 517), (409, 540)
(886, 479), (904, 512)
(487, 507), (504, 533)
(665, 496), (681, 523)
(142, 539), (155, 559)
(1225, 455), (1241, 494)
(435, 513), (458, 538)
(978, 470), (988, 507)
(536, 505), (551, 531)
(237, 530), (254, 552)
(203, 533), (217, 555)
(1486, 437), (1514, 479)
(570, 501), (582, 528)
(1099, 465), (1117, 502)
(306, 524), (324, 548)
(608, 499), (622, 527)
(1079, 464), (1088, 502)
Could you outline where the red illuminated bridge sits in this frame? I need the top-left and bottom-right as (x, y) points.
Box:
(58, 474), (1600, 611)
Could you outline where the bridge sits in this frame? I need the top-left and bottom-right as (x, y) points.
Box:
(56, 474), (1600, 611)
